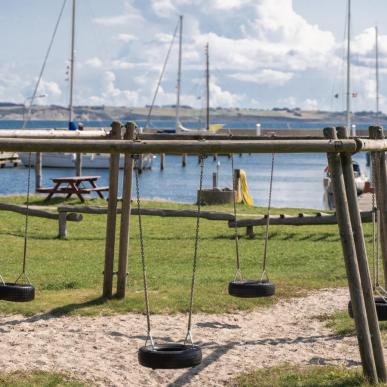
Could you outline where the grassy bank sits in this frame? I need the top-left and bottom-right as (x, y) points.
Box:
(231, 365), (384, 387)
(0, 370), (85, 386)
(0, 195), (360, 316)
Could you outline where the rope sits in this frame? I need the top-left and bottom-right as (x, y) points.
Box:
(231, 155), (242, 280)
(185, 155), (205, 346)
(144, 20), (179, 129)
(261, 153), (275, 279)
(22, 0), (68, 129)
(135, 162), (154, 348)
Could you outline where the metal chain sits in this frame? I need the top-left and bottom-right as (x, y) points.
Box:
(185, 155), (205, 346)
(15, 152), (33, 285)
(135, 161), (154, 348)
(231, 155), (242, 280)
(261, 153), (275, 279)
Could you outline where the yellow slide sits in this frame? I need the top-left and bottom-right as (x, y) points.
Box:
(237, 169), (253, 206)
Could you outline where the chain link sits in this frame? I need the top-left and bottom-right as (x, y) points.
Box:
(135, 162), (154, 347)
(185, 155), (205, 345)
(231, 155), (242, 280)
(262, 153), (275, 276)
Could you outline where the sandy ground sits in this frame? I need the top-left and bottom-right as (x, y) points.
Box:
(0, 288), (361, 386)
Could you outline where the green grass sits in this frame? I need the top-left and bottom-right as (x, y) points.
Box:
(0, 370), (85, 386)
(231, 365), (386, 387)
(0, 195), (364, 316)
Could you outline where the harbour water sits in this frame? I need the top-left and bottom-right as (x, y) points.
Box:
(0, 120), (369, 209)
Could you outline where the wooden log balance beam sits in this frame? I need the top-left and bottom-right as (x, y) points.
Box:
(0, 203), (83, 239)
(229, 211), (374, 237)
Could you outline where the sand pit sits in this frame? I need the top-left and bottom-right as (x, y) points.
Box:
(0, 288), (362, 386)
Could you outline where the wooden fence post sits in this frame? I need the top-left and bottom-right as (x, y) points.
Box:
(103, 121), (122, 298)
(160, 153), (165, 170)
(337, 126), (386, 382)
(369, 126), (387, 288)
(35, 152), (42, 191)
(58, 212), (67, 239)
(324, 127), (377, 383)
(116, 122), (135, 298)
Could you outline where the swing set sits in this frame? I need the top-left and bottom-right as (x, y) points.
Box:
(0, 123), (387, 382)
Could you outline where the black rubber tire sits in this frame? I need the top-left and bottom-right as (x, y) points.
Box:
(348, 297), (387, 321)
(0, 283), (35, 302)
(138, 344), (202, 369)
(228, 280), (276, 298)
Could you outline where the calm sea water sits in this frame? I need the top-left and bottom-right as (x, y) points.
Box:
(0, 120), (369, 209)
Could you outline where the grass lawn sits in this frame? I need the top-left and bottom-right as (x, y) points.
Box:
(0, 195), (363, 316)
(231, 365), (385, 387)
(0, 370), (85, 386)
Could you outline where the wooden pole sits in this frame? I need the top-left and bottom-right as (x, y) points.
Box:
(369, 126), (387, 288)
(182, 153), (187, 167)
(160, 153), (165, 170)
(103, 121), (122, 298)
(35, 152), (42, 191)
(324, 127), (377, 382)
(337, 126), (386, 382)
(75, 153), (82, 177)
(116, 122), (135, 298)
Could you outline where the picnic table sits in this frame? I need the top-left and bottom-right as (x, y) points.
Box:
(37, 175), (109, 202)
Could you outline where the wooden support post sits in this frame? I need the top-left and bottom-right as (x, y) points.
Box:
(35, 152), (42, 191)
(337, 126), (386, 382)
(58, 212), (67, 239)
(246, 225), (254, 238)
(75, 153), (82, 177)
(160, 153), (165, 170)
(369, 126), (387, 288)
(212, 172), (217, 189)
(324, 127), (377, 383)
(182, 153), (187, 167)
(116, 122), (135, 298)
(103, 121), (122, 298)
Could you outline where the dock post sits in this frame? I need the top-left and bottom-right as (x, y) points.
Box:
(182, 153), (187, 167)
(103, 121), (122, 298)
(160, 153), (165, 170)
(337, 126), (386, 382)
(369, 126), (387, 288)
(116, 122), (135, 298)
(75, 153), (82, 177)
(324, 127), (377, 383)
(35, 152), (42, 191)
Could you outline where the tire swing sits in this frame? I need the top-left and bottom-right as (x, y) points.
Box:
(0, 152), (35, 302)
(228, 153), (276, 298)
(348, 153), (387, 320)
(136, 155), (204, 369)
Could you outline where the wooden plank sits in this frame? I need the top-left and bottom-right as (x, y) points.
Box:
(117, 122), (135, 298)
(103, 121), (122, 298)
(324, 127), (377, 382)
(58, 205), (235, 221)
(338, 126), (386, 382)
(229, 211), (373, 227)
(0, 138), (360, 155)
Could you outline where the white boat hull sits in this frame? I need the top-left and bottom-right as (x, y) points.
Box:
(19, 152), (153, 170)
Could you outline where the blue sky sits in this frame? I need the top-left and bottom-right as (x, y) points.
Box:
(0, 0), (386, 111)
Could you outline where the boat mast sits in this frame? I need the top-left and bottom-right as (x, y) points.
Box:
(375, 26), (380, 124)
(346, 0), (352, 134)
(176, 15), (183, 130)
(68, 0), (76, 125)
(205, 43), (210, 131)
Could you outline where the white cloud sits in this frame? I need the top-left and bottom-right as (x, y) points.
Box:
(301, 98), (318, 110)
(93, 1), (144, 26)
(116, 33), (137, 43)
(37, 79), (62, 98)
(85, 57), (103, 68)
(229, 69), (294, 86)
(151, 0), (177, 17)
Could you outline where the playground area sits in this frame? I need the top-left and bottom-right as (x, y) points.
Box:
(0, 124), (387, 385)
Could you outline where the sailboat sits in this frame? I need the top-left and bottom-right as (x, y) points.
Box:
(19, 0), (153, 171)
(174, 17), (223, 133)
(324, 0), (371, 209)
